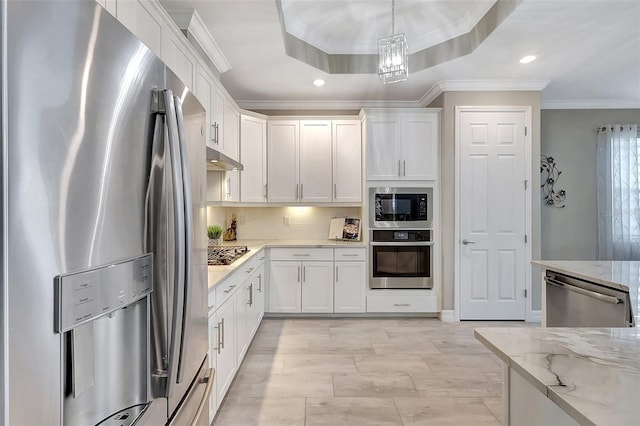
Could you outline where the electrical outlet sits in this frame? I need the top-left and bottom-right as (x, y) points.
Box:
(283, 216), (290, 226)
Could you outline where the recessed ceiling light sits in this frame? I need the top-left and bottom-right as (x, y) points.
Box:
(519, 55), (537, 64)
(313, 79), (325, 87)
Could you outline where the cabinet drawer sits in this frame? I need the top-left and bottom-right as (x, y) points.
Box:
(335, 247), (366, 261)
(238, 256), (258, 281)
(366, 294), (437, 313)
(214, 273), (239, 306)
(255, 249), (266, 265)
(270, 247), (333, 261)
(208, 288), (217, 313)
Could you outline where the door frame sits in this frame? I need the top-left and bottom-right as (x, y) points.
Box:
(454, 106), (533, 321)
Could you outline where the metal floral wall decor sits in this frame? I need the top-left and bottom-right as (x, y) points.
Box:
(540, 155), (566, 208)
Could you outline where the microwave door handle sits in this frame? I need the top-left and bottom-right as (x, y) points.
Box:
(163, 90), (187, 393)
(173, 95), (194, 385)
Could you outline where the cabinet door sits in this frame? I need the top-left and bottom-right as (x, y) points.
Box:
(299, 120), (332, 202)
(301, 261), (334, 313)
(335, 261), (366, 313)
(267, 121), (299, 203)
(211, 88), (225, 152)
(195, 68), (214, 149)
(401, 114), (438, 180)
(161, 27), (195, 89)
(366, 117), (401, 180)
(268, 261), (301, 313)
(224, 170), (240, 202)
(207, 311), (218, 422)
(117, 0), (162, 57)
(240, 115), (267, 202)
(214, 295), (236, 409)
(254, 261), (266, 325)
(235, 280), (250, 365)
(223, 101), (240, 161)
(332, 120), (362, 202)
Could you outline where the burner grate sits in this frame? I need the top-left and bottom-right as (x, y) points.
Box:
(207, 245), (249, 265)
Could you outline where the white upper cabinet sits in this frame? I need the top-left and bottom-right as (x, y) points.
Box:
(240, 114), (267, 202)
(211, 88), (225, 153)
(110, 0), (163, 57)
(265, 118), (361, 204)
(267, 120), (299, 203)
(365, 110), (440, 181)
(195, 67), (213, 145)
(223, 101), (239, 161)
(332, 120), (362, 202)
(224, 170), (240, 202)
(299, 120), (332, 203)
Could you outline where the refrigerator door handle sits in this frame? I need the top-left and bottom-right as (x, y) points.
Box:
(173, 95), (195, 385)
(163, 90), (187, 391)
(190, 368), (215, 426)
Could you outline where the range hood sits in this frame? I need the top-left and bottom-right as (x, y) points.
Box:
(206, 146), (243, 171)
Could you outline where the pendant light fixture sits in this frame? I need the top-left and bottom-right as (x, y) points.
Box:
(378, 0), (408, 84)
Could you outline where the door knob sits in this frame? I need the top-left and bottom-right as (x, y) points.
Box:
(461, 239), (476, 245)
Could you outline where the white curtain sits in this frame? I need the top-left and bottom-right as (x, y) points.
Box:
(597, 124), (640, 260)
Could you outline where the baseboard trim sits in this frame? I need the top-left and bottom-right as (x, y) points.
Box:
(439, 310), (457, 322)
(528, 310), (542, 323)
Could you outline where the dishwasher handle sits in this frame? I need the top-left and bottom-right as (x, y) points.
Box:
(545, 276), (623, 305)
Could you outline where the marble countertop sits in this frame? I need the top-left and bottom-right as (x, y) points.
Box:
(207, 239), (366, 289)
(532, 260), (640, 326)
(475, 327), (640, 426)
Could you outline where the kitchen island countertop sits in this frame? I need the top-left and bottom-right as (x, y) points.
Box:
(475, 326), (640, 426)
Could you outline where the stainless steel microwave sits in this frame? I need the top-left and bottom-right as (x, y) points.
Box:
(369, 187), (433, 229)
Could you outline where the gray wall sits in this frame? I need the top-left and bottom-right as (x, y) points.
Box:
(540, 109), (640, 260)
(432, 91), (542, 313)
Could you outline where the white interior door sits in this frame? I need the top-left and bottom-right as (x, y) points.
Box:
(458, 109), (527, 320)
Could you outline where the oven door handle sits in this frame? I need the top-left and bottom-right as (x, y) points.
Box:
(545, 277), (623, 305)
(370, 241), (433, 246)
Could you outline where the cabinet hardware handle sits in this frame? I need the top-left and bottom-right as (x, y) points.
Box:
(297, 266), (301, 283)
(264, 184), (268, 199)
(211, 124), (216, 142)
(303, 266), (306, 282)
(223, 284), (236, 294)
(334, 183), (337, 199)
(248, 283), (253, 306)
(293, 254), (310, 256)
(220, 318), (225, 349)
(214, 322), (222, 354)
(403, 160), (406, 176)
(394, 303), (411, 307)
(257, 274), (262, 292)
(246, 267), (254, 273)
(398, 160), (401, 176)
(336, 266), (339, 282)
(215, 123), (220, 144)
(301, 184), (304, 199)
(341, 254), (359, 257)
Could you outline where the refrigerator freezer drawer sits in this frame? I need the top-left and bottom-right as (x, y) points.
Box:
(168, 357), (214, 426)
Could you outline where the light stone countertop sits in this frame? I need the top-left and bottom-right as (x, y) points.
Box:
(207, 239), (366, 289)
(532, 260), (640, 326)
(475, 326), (640, 426)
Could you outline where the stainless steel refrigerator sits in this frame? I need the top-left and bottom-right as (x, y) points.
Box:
(0, 1), (210, 425)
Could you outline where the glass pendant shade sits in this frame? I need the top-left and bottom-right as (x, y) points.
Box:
(378, 33), (408, 83)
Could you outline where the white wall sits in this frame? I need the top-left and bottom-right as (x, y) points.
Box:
(207, 206), (363, 240)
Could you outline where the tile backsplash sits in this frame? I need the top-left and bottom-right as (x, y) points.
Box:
(207, 206), (363, 240)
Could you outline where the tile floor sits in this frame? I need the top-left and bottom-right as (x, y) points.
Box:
(213, 318), (531, 426)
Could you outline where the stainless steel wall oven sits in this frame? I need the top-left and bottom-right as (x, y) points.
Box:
(369, 229), (433, 289)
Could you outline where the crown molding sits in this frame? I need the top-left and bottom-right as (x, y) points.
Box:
(236, 99), (423, 111)
(418, 84), (444, 107)
(435, 79), (550, 92)
(166, 9), (232, 74)
(541, 99), (640, 109)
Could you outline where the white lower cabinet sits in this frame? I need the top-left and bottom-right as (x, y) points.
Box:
(268, 247), (366, 313)
(211, 292), (236, 412)
(208, 250), (266, 423)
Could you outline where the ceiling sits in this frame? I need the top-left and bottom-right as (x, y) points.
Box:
(160, 0), (640, 110)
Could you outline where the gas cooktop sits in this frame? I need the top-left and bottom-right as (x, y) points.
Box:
(207, 245), (249, 265)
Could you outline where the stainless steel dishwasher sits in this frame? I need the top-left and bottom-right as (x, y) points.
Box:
(545, 271), (634, 327)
